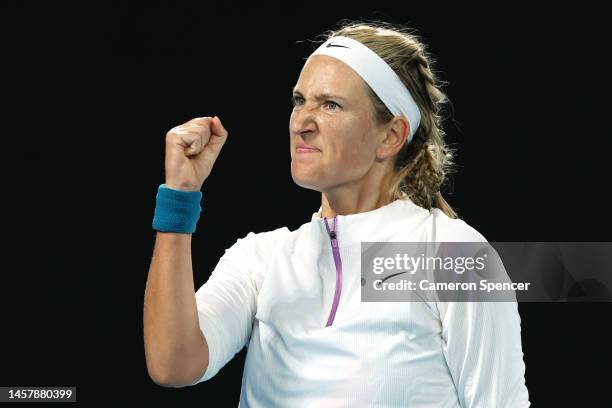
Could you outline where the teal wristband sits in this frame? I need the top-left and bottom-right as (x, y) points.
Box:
(152, 184), (203, 233)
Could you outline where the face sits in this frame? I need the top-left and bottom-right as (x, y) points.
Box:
(289, 55), (390, 192)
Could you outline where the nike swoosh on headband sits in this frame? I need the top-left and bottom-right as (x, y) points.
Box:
(326, 43), (350, 48)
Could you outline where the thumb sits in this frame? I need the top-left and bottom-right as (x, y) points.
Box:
(211, 116), (228, 138)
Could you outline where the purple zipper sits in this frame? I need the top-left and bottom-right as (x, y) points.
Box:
(323, 216), (343, 327)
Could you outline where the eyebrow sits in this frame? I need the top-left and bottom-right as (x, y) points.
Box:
(292, 88), (347, 101)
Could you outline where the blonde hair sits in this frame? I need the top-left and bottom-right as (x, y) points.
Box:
(317, 20), (458, 218)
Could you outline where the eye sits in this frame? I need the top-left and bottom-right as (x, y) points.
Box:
(324, 101), (341, 111)
(291, 96), (304, 106)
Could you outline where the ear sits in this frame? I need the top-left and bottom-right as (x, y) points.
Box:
(376, 116), (409, 160)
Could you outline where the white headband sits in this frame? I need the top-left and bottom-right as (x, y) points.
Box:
(310, 35), (422, 143)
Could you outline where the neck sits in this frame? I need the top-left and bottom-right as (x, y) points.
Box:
(320, 170), (396, 218)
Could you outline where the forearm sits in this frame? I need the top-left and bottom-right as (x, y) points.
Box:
(143, 232), (208, 387)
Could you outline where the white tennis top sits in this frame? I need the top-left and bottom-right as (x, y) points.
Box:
(191, 197), (530, 407)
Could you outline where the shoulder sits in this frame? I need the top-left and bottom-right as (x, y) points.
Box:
(429, 207), (488, 243)
(230, 225), (293, 255)
(216, 226), (293, 284)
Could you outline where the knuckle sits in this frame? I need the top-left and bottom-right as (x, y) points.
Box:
(192, 116), (212, 125)
(165, 130), (178, 141)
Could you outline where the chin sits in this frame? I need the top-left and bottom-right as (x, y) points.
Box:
(290, 170), (323, 192)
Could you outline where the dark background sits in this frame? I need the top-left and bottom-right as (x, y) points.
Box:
(3, 1), (611, 406)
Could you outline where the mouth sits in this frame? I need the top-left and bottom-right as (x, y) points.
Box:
(296, 147), (321, 153)
(296, 143), (321, 153)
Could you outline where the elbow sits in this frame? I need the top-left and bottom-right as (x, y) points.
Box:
(147, 365), (191, 388)
(150, 377), (189, 389)
(144, 333), (210, 387)
(146, 361), (177, 388)
(145, 357), (207, 388)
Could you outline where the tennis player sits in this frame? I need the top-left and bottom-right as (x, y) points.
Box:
(144, 21), (530, 407)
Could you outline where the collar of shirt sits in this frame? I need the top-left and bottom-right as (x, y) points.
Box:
(309, 196), (429, 247)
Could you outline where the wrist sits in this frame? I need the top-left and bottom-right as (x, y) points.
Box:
(152, 184), (203, 234)
(164, 181), (202, 192)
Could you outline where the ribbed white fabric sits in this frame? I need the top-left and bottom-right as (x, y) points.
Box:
(192, 197), (530, 407)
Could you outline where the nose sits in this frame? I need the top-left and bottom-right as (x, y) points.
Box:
(290, 104), (318, 137)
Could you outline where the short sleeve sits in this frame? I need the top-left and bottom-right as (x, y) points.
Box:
(190, 227), (288, 385)
(437, 300), (530, 407)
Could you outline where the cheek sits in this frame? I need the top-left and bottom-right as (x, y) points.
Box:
(329, 131), (375, 169)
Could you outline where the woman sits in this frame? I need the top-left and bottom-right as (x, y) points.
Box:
(144, 21), (530, 407)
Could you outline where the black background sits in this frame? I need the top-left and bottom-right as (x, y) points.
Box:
(3, 1), (611, 406)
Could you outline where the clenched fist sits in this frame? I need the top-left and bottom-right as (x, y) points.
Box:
(164, 116), (228, 192)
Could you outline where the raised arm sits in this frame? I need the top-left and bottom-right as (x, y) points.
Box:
(144, 116), (228, 387)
